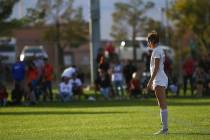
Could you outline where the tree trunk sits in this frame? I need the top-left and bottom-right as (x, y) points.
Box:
(132, 26), (137, 63)
(56, 20), (64, 72)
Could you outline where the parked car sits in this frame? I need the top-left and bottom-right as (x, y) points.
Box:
(116, 37), (175, 61)
(20, 46), (48, 61)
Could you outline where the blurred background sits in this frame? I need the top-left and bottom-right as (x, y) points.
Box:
(0, 0), (209, 99)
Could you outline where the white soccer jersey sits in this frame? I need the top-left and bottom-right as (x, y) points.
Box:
(150, 46), (168, 88)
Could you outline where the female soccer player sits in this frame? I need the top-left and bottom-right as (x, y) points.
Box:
(146, 31), (168, 135)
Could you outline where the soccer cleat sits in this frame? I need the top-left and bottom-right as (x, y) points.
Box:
(154, 129), (168, 135)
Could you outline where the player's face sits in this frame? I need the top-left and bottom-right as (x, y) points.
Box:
(147, 41), (152, 48)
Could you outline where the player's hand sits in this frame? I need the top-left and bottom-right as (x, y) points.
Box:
(147, 80), (152, 90)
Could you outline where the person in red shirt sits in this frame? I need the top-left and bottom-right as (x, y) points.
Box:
(43, 58), (54, 101)
(129, 72), (141, 98)
(27, 63), (38, 87)
(26, 62), (38, 104)
(105, 42), (115, 61)
(0, 83), (8, 106)
(182, 56), (195, 96)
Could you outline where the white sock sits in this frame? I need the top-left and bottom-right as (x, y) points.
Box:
(160, 109), (168, 130)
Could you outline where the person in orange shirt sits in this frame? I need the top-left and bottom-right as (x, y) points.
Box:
(26, 62), (38, 105)
(43, 58), (54, 101)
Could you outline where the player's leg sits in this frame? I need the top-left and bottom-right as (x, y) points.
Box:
(154, 86), (168, 135)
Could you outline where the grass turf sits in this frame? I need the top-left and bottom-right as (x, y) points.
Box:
(0, 98), (210, 140)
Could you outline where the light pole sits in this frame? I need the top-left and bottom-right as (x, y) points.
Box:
(18, 0), (24, 19)
(89, 0), (101, 85)
(165, 0), (169, 45)
(54, 4), (63, 81)
(160, 7), (165, 42)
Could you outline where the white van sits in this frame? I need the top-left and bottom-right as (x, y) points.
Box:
(20, 46), (48, 61)
(116, 37), (174, 61)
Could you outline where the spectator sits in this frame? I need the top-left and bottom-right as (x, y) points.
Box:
(98, 56), (110, 73)
(198, 55), (209, 73)
(43, 58), (54, 101)
(33, 56), (45, 101)
(59, 77), (73, 102)
(11, 57), (26, 103)
(193, 66), (205, 97)
(0, 83), (8, 106)
(69, 73), (83, 100)
(0, 59), (5, 84)
(164, 51), (173, 81)
(26, 62), (38, 105)
(0, 58), (9, 83)
(95, 69), (111, 100)
(182, 56), (195, 96)
(111, 58), (124, 99)
(33, 56), (45, 83)
(77, 68), (85, 84)
(96, 47), (104, 64)
(61, 65), (77, 79)
(105, 42), (116, 61)
(205, 69), (210, 96)
(164, 51), (173, 96)
(11, 83), (23, 105)
(169, 76), (179, 96)
(123, 60), (137, 91)
(129, 72), (141, 98)
(143, 50), (152, 72)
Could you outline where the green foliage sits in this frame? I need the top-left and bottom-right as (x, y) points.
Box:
(26, 8), (46, 25)
(111, 0), (154, 61)
(0, 0), (18, 21)
(62, 21), (88, 47)
(26, 0), (88, 47)
(111, 0), (154, 41)
(167, 0), (210, 51)
(0, 0), (21, 36)
(0, 98), (210, 140)
(0, 19), (25, 36)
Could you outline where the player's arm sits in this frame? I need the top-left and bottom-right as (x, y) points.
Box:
(147, 58), (160, 89)
(150, 58), (160, 82)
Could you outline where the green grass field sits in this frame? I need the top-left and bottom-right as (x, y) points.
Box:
(0, 98), (210, 140)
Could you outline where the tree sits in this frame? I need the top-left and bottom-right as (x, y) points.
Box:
(0, 0), (18, 21)
(167, 0), (210, 53)
(0, 0), (20, 36)
(26, 0), (88, 67)
(141, 18), (174, 46)
(111, 0), (154, 62)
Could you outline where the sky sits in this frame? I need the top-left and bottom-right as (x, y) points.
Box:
(11, 0), (169, 40)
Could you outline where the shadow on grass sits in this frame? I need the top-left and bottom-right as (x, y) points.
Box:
(4, 97), (210, 108)
(0, 111), (129, 116)
(169, 132), (210, 136)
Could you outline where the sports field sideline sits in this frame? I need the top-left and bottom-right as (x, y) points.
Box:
(0, 98), (210, 140)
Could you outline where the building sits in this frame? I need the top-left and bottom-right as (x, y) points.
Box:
(13, 26), (91, 82)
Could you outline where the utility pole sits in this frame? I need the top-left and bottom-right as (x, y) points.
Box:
(54, 3), (63, 80)
(18, 0), (24, 19)
(90, 0), (101, 85)
(165, 0), (169, 45)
